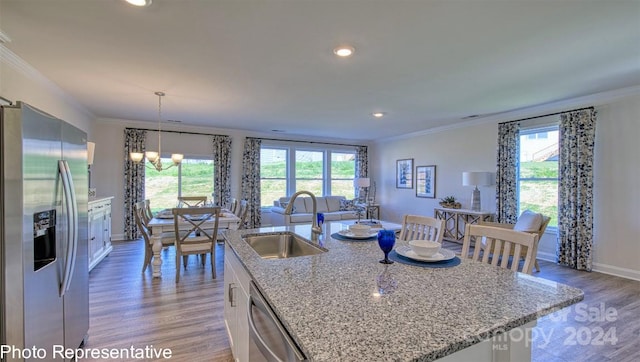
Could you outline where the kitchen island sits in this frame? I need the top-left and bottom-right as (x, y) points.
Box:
(223, 221), (583, 361)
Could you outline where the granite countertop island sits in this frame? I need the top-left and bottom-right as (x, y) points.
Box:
(224, 221), (584, 361)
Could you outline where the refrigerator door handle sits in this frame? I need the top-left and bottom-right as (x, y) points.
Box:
(58, 160), (78, 297)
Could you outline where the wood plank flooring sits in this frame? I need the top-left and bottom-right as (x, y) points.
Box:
(84, 239), (639, 361)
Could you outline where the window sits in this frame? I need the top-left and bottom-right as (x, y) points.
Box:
(260, 148), (287, 209)
(295, 150), (324, 197)
(145, 157), (214, 212)
(518, 126), (559, 227)
(260, 144), (356, 207)
(330, 152), (356, 198)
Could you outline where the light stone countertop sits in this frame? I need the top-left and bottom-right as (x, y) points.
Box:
(224, 221), (584, 361)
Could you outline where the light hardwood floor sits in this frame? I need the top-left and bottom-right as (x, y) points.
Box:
(84, 239), (639, 361)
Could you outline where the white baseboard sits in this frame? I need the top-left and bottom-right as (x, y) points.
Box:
(536, 251), (557, 263)
(592, 262), (640, 282)
(112, 233), (126, 241)
(537, 251), (640, 281)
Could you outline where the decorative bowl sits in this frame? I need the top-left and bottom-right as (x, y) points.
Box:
(408, 240), (441, 257)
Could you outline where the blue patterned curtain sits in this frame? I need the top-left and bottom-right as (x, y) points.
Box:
(124, 129), (147, 240)
(557, 109), (596, 271)
(495, 122), (520, 224)
(355, 146), (368, 177)
(241, 138), (262, 228)
(355, 146), (369, 201)
(212, 135), (232, 207)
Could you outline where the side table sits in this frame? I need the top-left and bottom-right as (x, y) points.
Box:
(356, 203), (380, 220)
(434, 207), (494, 243)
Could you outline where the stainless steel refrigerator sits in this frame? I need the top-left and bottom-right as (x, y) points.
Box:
(1, 102), (89, 361)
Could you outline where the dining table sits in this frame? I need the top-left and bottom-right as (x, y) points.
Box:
(147, 211), (241, 278)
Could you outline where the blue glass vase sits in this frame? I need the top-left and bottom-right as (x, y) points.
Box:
(377, 229), (396, 264)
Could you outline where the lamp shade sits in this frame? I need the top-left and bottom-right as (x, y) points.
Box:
(354, 177), (370, 187)
(462, 172), (493, 187)
(87, 142), (95, 165)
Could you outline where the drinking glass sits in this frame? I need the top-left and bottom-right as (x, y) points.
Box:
(377, 229), (396, 264)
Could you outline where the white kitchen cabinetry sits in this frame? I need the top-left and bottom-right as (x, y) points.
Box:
(88, 197), (113, 272)
(224, 243), (250, 362)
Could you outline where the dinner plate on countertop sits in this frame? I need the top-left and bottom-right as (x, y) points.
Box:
(395, 245), (456, 262)
(338, 229), (378, 239)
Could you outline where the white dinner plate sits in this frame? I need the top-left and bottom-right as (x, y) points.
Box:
(338, 229), (378, 239)
(395, 245), (456, 262)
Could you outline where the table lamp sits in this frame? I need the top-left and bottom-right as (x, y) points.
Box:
(462, 172), (493, 211)
(354, 177), (370, 203)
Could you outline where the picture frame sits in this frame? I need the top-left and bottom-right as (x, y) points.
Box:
(416, 165), (436, 198)
(396, 158), (414, 189)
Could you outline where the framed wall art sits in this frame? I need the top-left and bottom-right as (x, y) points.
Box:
(396, 158), (413, 189)
(416, 165), (436, 198)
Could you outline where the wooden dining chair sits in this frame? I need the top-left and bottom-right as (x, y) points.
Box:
(172, 206), (221, 282)
(461, 224), (539, 274)
(144, 199), (154, 223)
(177, 196), (208, 208)
(227, 198), (238, 214)
(236, 199), (249, 229)
(398, 214), (445, 244)
(134, 201), (175, 273)
(479, 212), (550, 272)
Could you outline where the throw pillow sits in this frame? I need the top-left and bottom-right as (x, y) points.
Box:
(339, 198), (356, 211)
(514, 210), (543, 232)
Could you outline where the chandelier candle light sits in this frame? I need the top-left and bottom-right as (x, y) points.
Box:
(130, 92), (183, 171)
(462, 171), (494, 211)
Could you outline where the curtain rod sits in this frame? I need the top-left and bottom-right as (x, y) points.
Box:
(125, 127), (226, 137)
(248, 136), (364, 148)
(498, 106), (595, 125)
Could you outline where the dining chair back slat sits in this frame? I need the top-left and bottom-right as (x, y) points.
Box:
(479, 214), (550, 272)
(236, 200), (249, 229)
(177, 196), (208, 208)
(172, 206), (221, 282)
(462, 224), (539, 274)
(227, 198), (238, 214)
(398, 215), (445, 244)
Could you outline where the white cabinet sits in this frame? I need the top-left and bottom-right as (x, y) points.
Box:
(88, 197), (113, 271)
(224, 243), (250, 362)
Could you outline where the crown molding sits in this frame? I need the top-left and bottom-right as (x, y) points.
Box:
(375, 85), (640, 143)
(0, 44), (93, 118)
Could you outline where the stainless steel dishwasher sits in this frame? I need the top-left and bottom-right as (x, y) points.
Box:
(248, 282), (307, 362)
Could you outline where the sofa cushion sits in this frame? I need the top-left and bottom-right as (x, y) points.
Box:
(339, 198), (357, 211)
(310, 197), (330, 213)
(324, 196), (345, 212)
(291, 197), (308, 213)
(514, 210), (543, 232)
(322, 212), (342, 221)
(289, 213), (313, 223)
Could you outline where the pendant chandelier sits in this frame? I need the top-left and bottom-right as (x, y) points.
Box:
(130, 91), (183, 171)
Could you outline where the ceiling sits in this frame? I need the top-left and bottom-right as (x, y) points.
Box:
(1, 0), (639, 141)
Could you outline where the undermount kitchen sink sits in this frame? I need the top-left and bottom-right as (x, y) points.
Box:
(243, 232), (327, 259)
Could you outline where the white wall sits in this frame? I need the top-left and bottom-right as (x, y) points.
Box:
(1, 46), (94, 133)
(372, 93), (640, 280)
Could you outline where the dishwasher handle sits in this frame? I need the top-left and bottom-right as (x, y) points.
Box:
(248, 282), (306, 362)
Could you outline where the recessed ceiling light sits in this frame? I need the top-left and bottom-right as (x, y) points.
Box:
(372, 112), (385, 118)
(124, 0), (152, 7)
(333, 46), (355, 57)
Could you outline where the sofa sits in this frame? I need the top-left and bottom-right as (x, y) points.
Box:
(271, 196), (361, 226)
